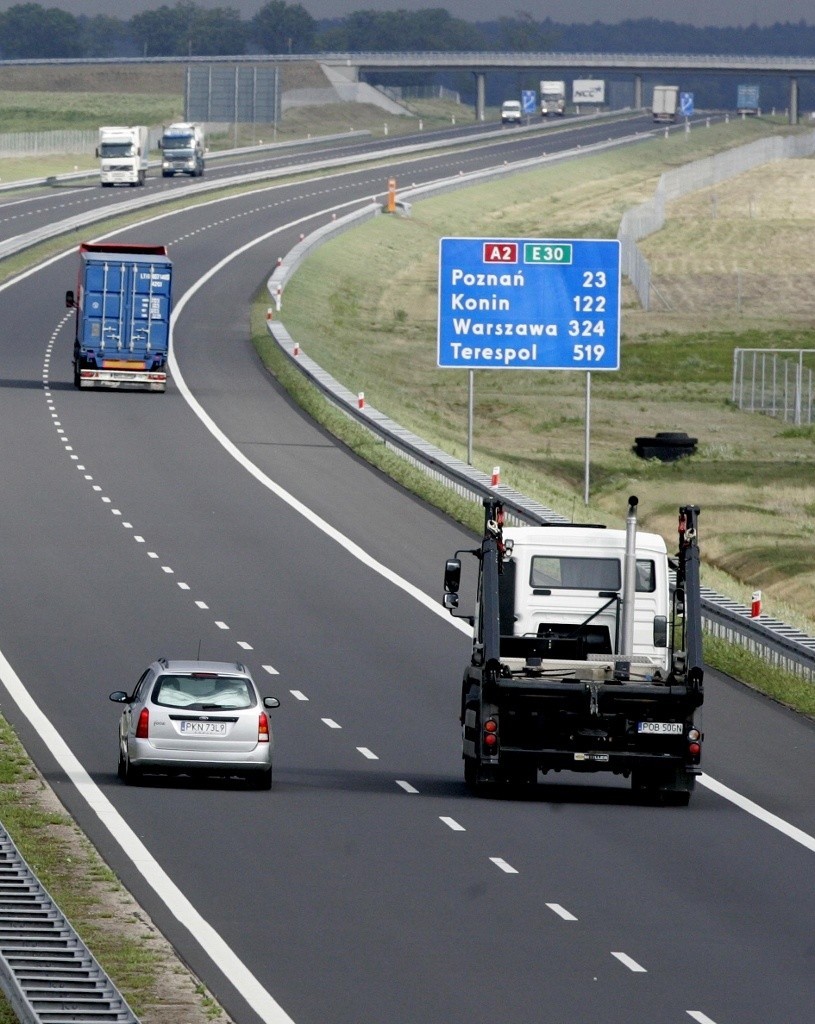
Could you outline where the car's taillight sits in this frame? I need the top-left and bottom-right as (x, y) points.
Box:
(136, 708), (149, 739)
(258, 712), (270, 743)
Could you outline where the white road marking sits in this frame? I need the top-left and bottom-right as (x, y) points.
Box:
(440, 816), (465, 831)
(289, 690), (308, 701)
(699, 774), (815, 853)
(546, 903), (577, 921)
(178, 582), (190, 590)
(490, 857), (518, 874)
(357, 747), (378, 760)
(322, 718), (341, 729)
(167, 220), (473, 641)
(237, 641), (253, 650)
(195, 600), (208, 609)
(395, 780), (418, 793)
(687, 1013), (719, 1024)
(611, 952), (647, 972)
(215, 621), (229, 630)
(263, 665), (280, 676)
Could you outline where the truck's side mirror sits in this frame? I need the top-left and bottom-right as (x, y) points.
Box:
(65, 290), (75, 309)
(653, 615), (668, 647)
(444, 558), (461, 594)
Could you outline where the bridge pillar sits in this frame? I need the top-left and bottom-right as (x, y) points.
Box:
(633, 74), (643, 110)
(789, 76), (798, 124)
(474, 72), (486, 121)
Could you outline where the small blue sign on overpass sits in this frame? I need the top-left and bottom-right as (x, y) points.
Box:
(437, 237), (620, 371)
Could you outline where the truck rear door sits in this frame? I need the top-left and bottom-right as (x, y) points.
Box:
(82, 257), (171, 363)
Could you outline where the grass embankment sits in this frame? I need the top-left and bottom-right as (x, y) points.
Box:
(253, 115), (815, 718)
(0, 61), (486, 182)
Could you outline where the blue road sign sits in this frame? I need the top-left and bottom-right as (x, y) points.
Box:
(680, 92), (694, 116)
(437, 237), (620, 371)
(521, 90), (537, 115)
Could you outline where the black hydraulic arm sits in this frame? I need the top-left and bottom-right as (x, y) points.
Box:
(479, 498), (506, 681)
(677, 505), (704, 695)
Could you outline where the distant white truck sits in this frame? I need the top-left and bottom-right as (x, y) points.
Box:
(651, 85), (679, 122)
(540, 80), (566, 116)
(159, 122), (205, 178)
(97, 126), (148, 187)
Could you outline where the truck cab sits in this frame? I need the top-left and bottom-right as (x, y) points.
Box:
(159, 122), (205, 178)
(502, 525), (670, 674)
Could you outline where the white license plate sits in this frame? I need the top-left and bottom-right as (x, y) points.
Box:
(179, 721), (227, 735)
(638, 721), (683, 735)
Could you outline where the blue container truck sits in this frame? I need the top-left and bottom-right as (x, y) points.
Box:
(66, 242), (172, 392)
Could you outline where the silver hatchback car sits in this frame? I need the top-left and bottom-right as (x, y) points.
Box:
(110, 659), (280, 789)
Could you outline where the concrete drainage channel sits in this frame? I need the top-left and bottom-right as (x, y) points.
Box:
(0, 825), (138, 1024)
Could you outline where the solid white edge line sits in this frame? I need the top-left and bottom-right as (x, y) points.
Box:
(611, 951), (647, 972)
(698, 774), (815, 853)
(166, 217), (472, 639)
(0, 648), (295, 1024)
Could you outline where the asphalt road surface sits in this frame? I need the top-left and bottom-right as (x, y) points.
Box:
(0, 115), (811, 1024)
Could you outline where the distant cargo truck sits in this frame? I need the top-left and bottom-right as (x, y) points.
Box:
(96, 125), (148, 187)
(540, 80), (566, 116)
(66, 243), (173, 392)
(159, 122), (205, 177)
(737, 85), (760, 115)
(652, 85), (679, 122)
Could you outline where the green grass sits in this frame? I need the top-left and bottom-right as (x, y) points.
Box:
(0, 90), (181, 133)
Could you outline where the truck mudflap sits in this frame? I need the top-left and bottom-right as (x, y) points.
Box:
(78, 368), (166, 392)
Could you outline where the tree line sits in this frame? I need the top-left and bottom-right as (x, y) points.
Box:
(1, 1), (814, 59)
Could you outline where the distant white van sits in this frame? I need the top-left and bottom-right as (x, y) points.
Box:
(501, 100), (523, 124)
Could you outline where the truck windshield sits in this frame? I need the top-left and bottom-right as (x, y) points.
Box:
(162, 136), (193, 150)
(530, 556), (656, 592)
(100, 143), (134, 157)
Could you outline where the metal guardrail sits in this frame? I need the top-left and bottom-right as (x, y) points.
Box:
(0, 824), (138, 1024)
(266, 147), (815, 685)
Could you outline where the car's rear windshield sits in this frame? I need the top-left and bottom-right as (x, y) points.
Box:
(152, 674), (256, 710)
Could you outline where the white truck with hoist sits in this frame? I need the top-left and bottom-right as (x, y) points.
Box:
(443, 497), (704, 804)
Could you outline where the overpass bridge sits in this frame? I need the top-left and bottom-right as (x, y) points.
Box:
(317, 51), (815, 123)
(3, 51), (813, 123)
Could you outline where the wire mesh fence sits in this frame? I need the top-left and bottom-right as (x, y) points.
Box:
(732, 348), (815, 425)
(618, 129), (815, 311)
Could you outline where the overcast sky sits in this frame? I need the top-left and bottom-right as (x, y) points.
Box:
(1, 1), (811, 29)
